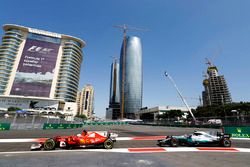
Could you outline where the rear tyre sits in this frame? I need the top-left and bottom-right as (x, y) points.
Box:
(44, 138), (56, 150)
(170, 138), (179, 147)
(103, 139), (113, 149)
(222, 138), (231, 147)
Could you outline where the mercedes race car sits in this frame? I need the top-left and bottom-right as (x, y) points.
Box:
(31, 130), (118, 151)
(157, 131), (231, 147)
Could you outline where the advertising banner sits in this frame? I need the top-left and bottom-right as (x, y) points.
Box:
(0, 123), (11, 131)
(43, 123), (83, 130)
(10, 33), (60, 97)
(223, 126), (250, 138)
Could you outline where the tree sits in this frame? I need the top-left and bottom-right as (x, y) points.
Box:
(7, 107), (22, 112)
(194, 102), (250, 117)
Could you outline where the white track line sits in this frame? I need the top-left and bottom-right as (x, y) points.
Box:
(231, 138), (250, 141)
(0, 139), (37, 143)
(0, 136), (249, 143)
(0, 147), (250, 154)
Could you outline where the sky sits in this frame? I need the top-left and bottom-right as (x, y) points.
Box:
(1, 0), (250, 117)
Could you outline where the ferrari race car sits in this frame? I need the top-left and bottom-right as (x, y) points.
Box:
(31, 130), (118, 151)
(157, 131), (231, 147)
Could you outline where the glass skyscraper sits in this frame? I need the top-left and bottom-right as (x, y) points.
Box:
(106, 59), (120, 120)
(109, 59), (120, 104)
(120, 36), (142, 118)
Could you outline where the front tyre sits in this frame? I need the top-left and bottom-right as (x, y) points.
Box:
(222, 138), (231, 147)
(103, 139), (114, 149)
(170, 138), (179, 147)
(44, 138), (56, 150)
(157, 142), (163, 147)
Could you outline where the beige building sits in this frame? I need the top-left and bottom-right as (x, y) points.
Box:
(202, 65), (232, 106)
(77, 85), (94, 118)
(0, 24), (85, 115)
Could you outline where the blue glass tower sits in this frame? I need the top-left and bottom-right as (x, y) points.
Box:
(109, 59), (120, 104)
(106, 59), (121, 119)
(120, 36), (142, 118)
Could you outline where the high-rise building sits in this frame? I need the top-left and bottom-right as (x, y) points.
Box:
(202, 64), (232, 106)
(77, 85), (94, 118)
(106, 59), (120, 119)
(120, 36), (143, 119)
(76, 91), (82, 115)
(0, 24), (85, 114)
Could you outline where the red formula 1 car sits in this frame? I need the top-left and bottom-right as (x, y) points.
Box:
(31, 130), (118, 151)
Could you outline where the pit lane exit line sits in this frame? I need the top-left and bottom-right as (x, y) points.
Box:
(0, 147), (250, 154)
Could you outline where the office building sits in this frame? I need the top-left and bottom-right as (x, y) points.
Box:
(120, 36), (143, 119)
(77, 85), (94, 118)
(106, 59), (120, 119)
(0, 24), (85, 115)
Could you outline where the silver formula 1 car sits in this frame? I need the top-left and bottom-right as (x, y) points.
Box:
(157, 131), (231, 147)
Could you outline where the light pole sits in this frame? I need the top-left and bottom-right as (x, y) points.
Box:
(164, 72), (197, 124)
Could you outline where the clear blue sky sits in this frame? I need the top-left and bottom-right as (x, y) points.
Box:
(1, 0), (250, 117)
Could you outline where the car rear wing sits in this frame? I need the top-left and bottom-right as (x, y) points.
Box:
(217, 132), (230, 138)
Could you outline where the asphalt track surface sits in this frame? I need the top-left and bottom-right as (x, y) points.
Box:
(0, 125), (250, 167)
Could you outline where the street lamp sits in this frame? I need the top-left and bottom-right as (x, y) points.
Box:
(164, 72), (197, 124)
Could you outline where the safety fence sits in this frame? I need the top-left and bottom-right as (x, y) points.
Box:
(0, 121), (129, 130)
(131, 121), (221, 129)
(43, 123), (83, 130)
(43, 122), (128, 130)
(83, 122), (128, 126)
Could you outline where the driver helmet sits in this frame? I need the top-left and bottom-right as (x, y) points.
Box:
(82, 129), (87, 135)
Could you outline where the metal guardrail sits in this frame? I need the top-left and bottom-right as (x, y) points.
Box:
(0, 113), (129, 130)
(139, 115), (250, 126)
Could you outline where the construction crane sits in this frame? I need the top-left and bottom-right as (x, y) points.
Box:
(202, 71), (212, 106)
(164, 72), (197, 124)
(177, 96), (202, 106)
(205, 57), (213, 67)
(205, 46), (222, 67)
(113, 24), (147, 119)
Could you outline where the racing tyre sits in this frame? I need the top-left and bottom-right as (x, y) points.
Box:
(157, 142), (163, 147)
(170, 138), (179, 147)
(103, 139), (113, 149)
(44, 138), (56, 150)
(222, 138), (231, 147)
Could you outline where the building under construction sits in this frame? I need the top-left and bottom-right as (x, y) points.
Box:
(202, 61), (232, 106)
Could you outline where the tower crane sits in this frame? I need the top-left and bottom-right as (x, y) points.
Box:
(113, 24), (147, 119)
(205, 46), (222, 67)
